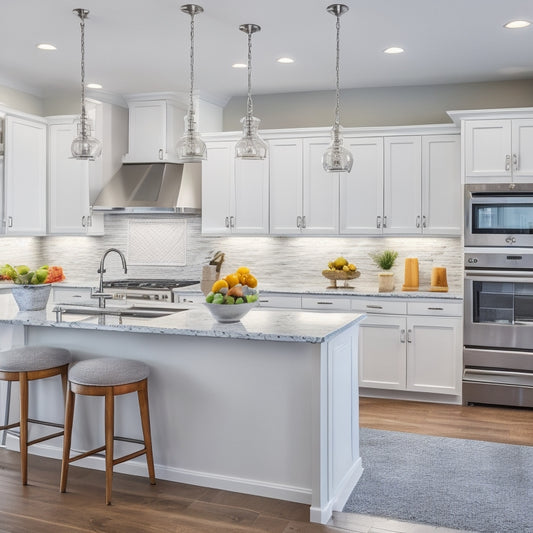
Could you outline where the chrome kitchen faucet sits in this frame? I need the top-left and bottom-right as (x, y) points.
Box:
(91, 248), (128, 308)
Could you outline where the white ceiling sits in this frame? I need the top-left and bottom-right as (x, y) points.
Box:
(1, 0), (533, 103)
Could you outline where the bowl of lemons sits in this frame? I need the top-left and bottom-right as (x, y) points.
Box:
(322, 257), (360, 288)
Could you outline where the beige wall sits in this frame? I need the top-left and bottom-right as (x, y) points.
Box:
(0, 85), (43, 115)
(223, 79), (533, 131)
(42, 93), (82, 117)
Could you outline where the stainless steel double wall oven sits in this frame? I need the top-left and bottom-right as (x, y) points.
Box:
(463, 183), (533, 407)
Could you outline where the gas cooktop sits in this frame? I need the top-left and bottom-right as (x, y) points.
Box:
(102, 279), (199, 290)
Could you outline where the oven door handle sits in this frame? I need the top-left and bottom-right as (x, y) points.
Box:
(465, 270), (533, 282)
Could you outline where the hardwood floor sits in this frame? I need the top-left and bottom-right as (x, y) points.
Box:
(0, 398), (531, 532)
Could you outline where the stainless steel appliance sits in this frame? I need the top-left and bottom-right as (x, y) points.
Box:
(463, 251), (533, 407)
(102, 279), (199, 303)
(465, 183), (533, 247)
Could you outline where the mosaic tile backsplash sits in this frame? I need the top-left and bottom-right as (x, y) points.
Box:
(0, 215), (463, 292)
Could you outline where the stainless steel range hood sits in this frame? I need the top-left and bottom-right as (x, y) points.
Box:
(91, 162), (201, 214)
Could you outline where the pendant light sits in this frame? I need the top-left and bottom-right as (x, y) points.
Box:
(322, 4), (353, 173)
(71, 8), (102, 160)
(235, 24), (267, 160)
(176, 4), (207, 162)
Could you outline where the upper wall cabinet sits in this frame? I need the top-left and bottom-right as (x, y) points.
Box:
(3, 114), (47, 235)
(463, 119), (533, 183)
(47, 117), (103, 235)
(202, 140), (269, 234)
(269, 137), (338, 235)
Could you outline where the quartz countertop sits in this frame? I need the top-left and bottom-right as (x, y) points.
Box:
(0, 293), (364, 344)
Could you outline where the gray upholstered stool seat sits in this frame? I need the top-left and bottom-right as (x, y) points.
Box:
(61, 357), (155, 505)
(0, 346), (71, 373)
(0, 345), (71, 485)
(68, 358), (149, 387)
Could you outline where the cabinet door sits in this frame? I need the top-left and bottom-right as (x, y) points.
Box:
(302, 138), (339, 234)
(340, 137), (384, 235)
(201, 142), (233, 234)
(358, 315), (406, 390)
(383, 136), (422, 234)
(4, 115), (47, 235)
(48, 121), (92, 235)
(511, 119), (533, 182)
(464, 120), (512, 181)
(406, 316), (461, 395)
(422, 135), (461, 235)
(234, 157), (269, 234)
(124, 101), (167, 163)
(269, 139), (303, 234)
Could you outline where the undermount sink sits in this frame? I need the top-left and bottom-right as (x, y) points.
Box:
(53, 304), (185, 320)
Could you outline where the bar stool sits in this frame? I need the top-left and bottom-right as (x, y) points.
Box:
(0, 345), (72, 485)
(60, 357), (156, 504)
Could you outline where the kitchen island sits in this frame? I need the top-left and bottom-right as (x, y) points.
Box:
(0, 293), (364, 524)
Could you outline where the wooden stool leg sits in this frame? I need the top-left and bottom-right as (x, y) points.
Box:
(137, 380), (156, 485)
(19, 372), (29, 485)
(105, 388), (114, 505)
(60, 384), (75, 493)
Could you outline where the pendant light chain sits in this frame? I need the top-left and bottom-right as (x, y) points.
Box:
(187, 9), (196, 133)
(334, 13), (341, 137)
(79, 11), (87, 138)
(246, 29), (254, 131)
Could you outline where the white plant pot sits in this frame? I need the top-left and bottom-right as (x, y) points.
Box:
(378, 272), (395, 293)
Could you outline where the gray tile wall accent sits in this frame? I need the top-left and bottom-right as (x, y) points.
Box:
(3, 215), (463, 292)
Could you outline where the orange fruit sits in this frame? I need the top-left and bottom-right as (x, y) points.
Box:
(224, 273), (240, 288)
(244, 274), (257, 288)
(211, 279), (229, 293)
(237, 266), (250, 275)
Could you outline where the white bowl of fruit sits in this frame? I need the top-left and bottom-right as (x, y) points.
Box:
(204, 267), (259, 323)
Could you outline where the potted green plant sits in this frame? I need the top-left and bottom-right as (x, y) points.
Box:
(370, 250), (399, 292)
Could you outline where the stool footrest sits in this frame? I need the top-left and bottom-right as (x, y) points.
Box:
(69, 445), (106, 463)
(0, 421), (20, 431)
(114, 435), (144, 445)
(113, 448), (147, 466)
(27, 430), (64, 447)
(27, 418), (64, 430)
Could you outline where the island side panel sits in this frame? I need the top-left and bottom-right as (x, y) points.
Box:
(24, 326), (320, 504)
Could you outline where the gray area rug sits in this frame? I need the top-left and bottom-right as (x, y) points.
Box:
(343, 428), (533, 533)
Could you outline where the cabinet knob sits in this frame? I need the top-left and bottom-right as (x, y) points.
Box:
(296, 216), (302, 228)
(159, 149), (164, 160)
(505, 154), (511, 171)
(400, 329), (406, 343)
(301, 216), (307, 229)
(7, 216), (13, 228)
(81, 216), (86, 227)
(416, 215), (421, 228)
(230, 216), (235, 228)
(383, 216), (387, 228)
(224, 216), (230, 228)
(407, 329), (413, 343)
(422, 215), (427, 228)
(513, 153), (519, 171)
(376, 216), (382, 229)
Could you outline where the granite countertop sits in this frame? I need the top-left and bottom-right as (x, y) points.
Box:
(0, 293), (364, 344)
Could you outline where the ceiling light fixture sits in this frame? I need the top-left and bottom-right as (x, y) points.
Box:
(384, 46), (404, 54)
(232, 63), (247, 69)
(71, 8), (102, 160)
(322, 4), (353, 173)
(235, 24), (267, 160)
(86, 83), (102, 89)
(504, 20), (531, 29)
(37, 43), (57, 51)
(176, 4), (207, 162)
(277, 57), (294, 64)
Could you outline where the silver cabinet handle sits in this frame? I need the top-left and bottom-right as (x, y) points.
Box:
(400, 329), (406, 343)
(422, 215), (427, 228)
(513, 153), (519, 171)
(224, 216), (230, 228)
(230, 216), (235, 228)
(159, 149), (164, 160)
(301, 215), (306, 229)
(259, 299), (269, 303)
(383, 216), (387, 228)
(416, 215), (421, 228)
(81, 216), (87, 227)
(296, 216), (302, 228)
(407, 329), (413, 343)
(427, 307), (444, 311)
(376, 216), (382, 229)
(87, 215), (92, 227)
(316, 301), (333, 305)
(505, 154), (511, 171)
(7, 216), (13, 228)
(366, 304), (383, 309)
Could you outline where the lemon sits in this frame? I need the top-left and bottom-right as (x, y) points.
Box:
(348, 264), (356, 271)
(333, 257), (348, 269)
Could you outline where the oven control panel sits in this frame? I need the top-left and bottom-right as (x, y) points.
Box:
(464, 252), (533, 270)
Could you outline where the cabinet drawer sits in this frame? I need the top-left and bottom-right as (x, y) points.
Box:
(407, 301), (462, 317)
(258, 295), (302, 309)
(351, 299), (407, 315)
(301, 296), (351, 311)
(53, 286), (92, 303)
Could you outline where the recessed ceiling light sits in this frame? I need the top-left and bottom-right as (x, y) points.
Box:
(277, 57), (294, 64)
(504, 20), (531, 29)
(86, 83), (103, 89)
(37, 43), (57, 51)
(232, 63), (247, 69)
(384, 47), (404, 54)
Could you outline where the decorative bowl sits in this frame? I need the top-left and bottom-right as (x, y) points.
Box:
(321, 269), (361, 289)
(204, 301), (258, 323)
(11, 284), (52, 311)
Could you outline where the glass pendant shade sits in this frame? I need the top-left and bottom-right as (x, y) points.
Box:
(322, 4), (353, 173)
(235, 116), (268, 160)
(176, 4), (206, 162)
(71, 8), (102, 161)
(235, 23), (267, 160)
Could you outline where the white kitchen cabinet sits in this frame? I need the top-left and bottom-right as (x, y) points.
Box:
(122, 98), (185, 163)
(3, 114), (47, 235)
(201, 141), (269, 234)
(464, 118), (533, 183)
(269, 137), (338, 234)
(301, 295), (351, 311)
(47, 117), (103, 235)
(340, 137), (384, 235)
(258, 293), (302, 308)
